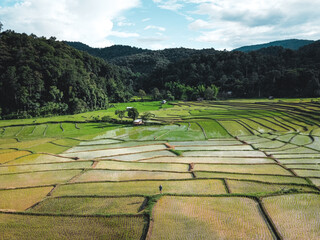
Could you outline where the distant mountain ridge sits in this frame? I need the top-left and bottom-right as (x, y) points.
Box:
(233, 39), (315, 52)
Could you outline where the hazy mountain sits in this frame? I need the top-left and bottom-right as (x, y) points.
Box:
(233, 39), (315, 52)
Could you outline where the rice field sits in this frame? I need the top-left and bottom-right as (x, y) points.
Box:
(150, 196), (273, 239)
(0, 99), (319, 239)
(53, 179), (227, 196)
(0, 214), (146, 240)
(263, 194), (320, 240)
(28, 196), (146, 215)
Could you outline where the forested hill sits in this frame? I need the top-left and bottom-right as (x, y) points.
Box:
(0, 31), (135, 118)
(141, 41), (320, 99)
(233, 39), (314, 52)
(65, 41), (150, 61)
(65, 42), (217, 74)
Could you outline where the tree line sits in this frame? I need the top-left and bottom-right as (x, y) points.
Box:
(1, 29), (319, 119)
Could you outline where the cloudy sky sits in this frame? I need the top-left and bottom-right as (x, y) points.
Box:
(0, 0), (320, 50)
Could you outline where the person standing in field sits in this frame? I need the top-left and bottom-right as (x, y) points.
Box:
(159, 185), (163, 194)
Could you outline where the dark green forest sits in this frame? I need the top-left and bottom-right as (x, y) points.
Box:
(0, 31), (136, 118)
(69, 39), (320, 99)
(1, 30), (320, 119)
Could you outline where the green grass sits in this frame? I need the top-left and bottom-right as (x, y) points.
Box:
(197, 120), (231, 138)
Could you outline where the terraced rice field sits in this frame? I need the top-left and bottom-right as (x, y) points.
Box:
(0, 99), (319, 239)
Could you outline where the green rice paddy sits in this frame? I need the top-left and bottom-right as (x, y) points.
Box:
(0, 99), (319, 239)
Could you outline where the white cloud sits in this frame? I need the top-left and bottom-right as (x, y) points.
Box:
(152, 0), (183, 11)
(144, 25), (166, 31)
(110, 31), (139, 38)
(187, 0), (320, 49)
(0, 0), (140, 47)
(142, 18), (151, 22)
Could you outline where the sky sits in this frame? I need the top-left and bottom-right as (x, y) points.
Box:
(0, 0), (320, 50)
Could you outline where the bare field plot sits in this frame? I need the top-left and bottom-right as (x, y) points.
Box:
(0, 161), (92, 174)
(0, 170), (81, 188)
(195, 171), (308, 184)
(96, 160), (188, 172)
(0, 151), (31, 164)
(74, 170), (192, 182)
(53, 179), (227, 196)
(194, 164), (292, 175)
(183, 150), (267, 157)
(263, 194), (320, 240)
(227, 180), (317, 194)
(0, 214), (146, 240)
(0, 187), (52, 211)
(62, 144), (166, 159)
(150, 196), (272, 240)
(28, 197), (145, 215)
(269, 147), (319, 154)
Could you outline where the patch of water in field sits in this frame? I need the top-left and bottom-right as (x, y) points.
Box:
(107, 150), (176, 161)
(79, 139), (121, 145)
(74, 170), (192, 182)
(141, 156), (275, 164)
(169, 140), (242, 146)
(175, 145), (253, 151)
(183, 150), (267, 157)
(61, 144), (167, 159)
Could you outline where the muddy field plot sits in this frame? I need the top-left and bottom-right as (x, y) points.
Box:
(150, 196), (273, 240)
(263, 194), (320, 240)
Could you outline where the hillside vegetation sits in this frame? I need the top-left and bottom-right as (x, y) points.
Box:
(0, 31), (134, 118)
